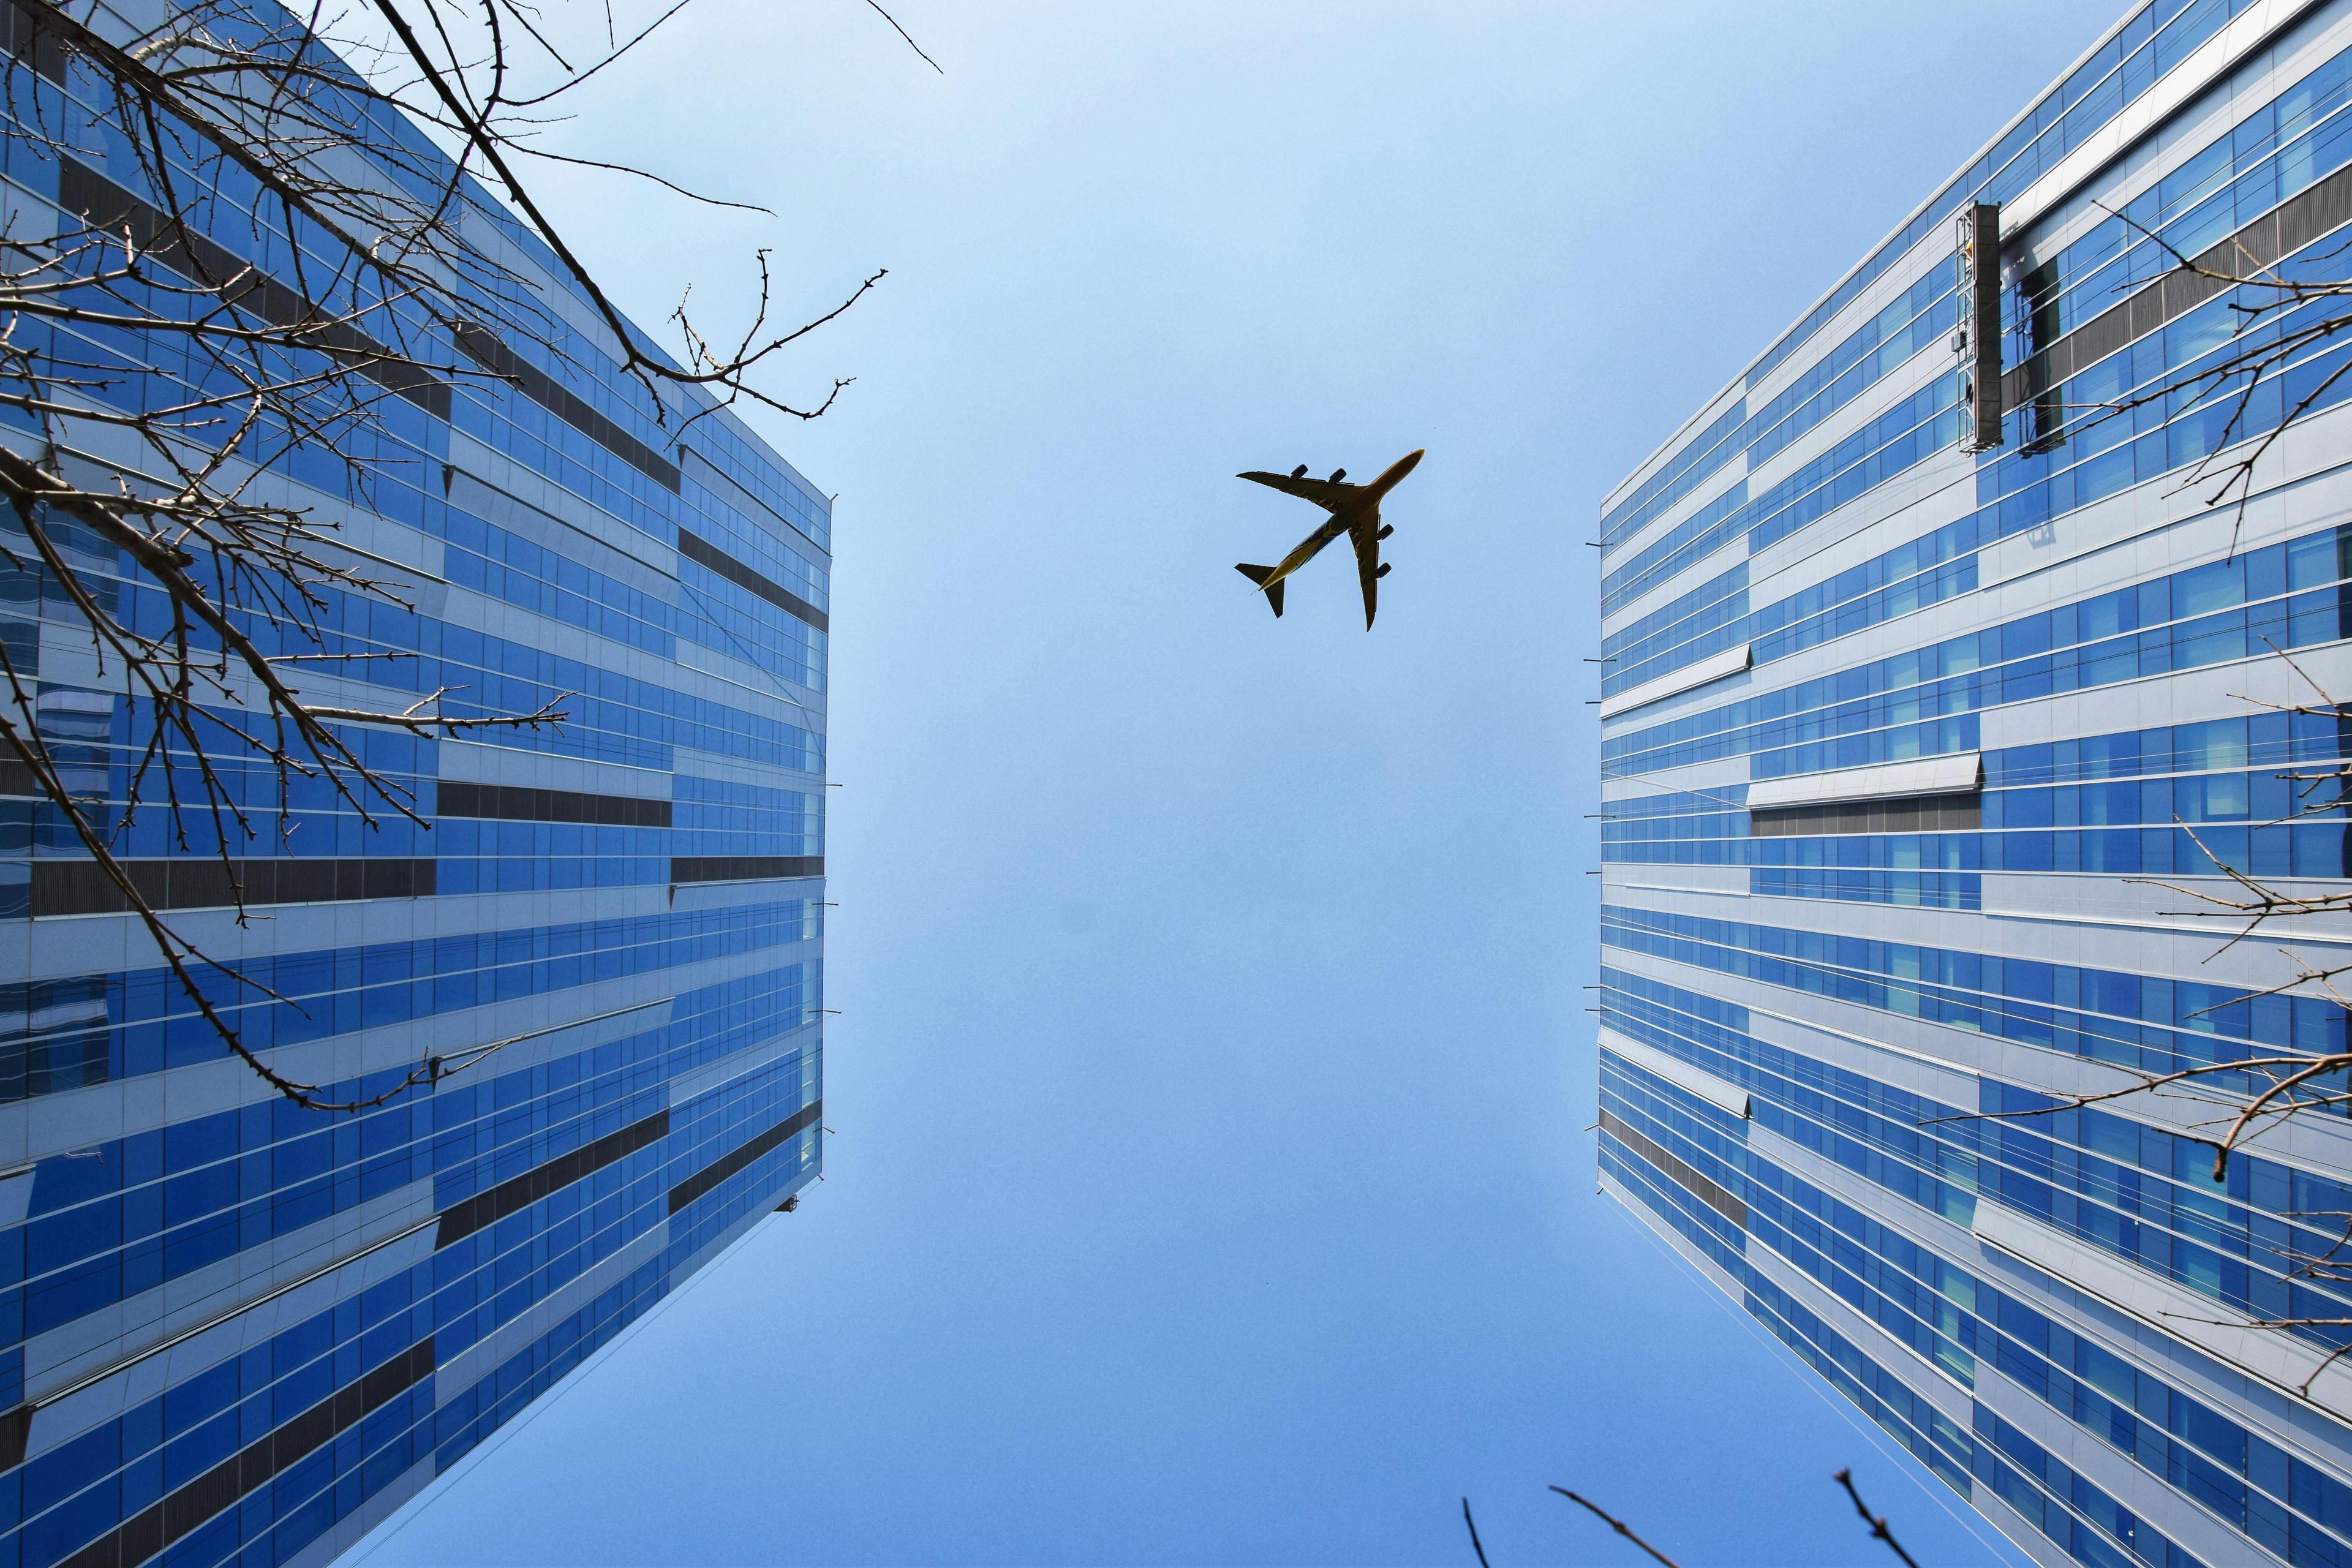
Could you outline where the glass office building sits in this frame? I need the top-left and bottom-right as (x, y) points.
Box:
(0, 5), (827, 1566)
(1599, 2), (2352, 1564)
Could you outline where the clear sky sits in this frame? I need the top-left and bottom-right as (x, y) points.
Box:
(352, 4), (2130, 1562)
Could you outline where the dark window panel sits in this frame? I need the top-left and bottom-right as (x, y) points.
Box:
(668, 1101), (820, 1215)
(55, 161), (451, 420)
(434, 1110), (671, 1248)
(55, 1337), (432, 1568)
(1750, 793), (1984, 837)
(670, 856), (823, 884)
(436, 780), (672, 828)
(675, 529), (829, 633)
(29, 859), (437, 917)
(453, 325), (681, 492)
(2005, 164), (2352, 416)
(1598, 1108), (1747, 1229)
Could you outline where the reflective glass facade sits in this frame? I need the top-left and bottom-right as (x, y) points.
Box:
(0, 6), (827, 1567)
(1600, 4), (2352, 1564)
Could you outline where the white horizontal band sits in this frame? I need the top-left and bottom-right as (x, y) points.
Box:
(1599, 643), (1752, 722)
(1600, 1027), (1752, 1119)
(1746, 752), (1981, 810)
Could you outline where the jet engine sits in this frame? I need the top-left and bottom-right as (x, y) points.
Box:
(1375, 562), (1392, 578)
(1329, 469), (1346, 483)
(1376, 524), (1393, 540)
(1291, 464), (1309, 478)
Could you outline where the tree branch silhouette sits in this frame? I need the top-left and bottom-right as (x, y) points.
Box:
(0, 0), (903, 1111)
(1834, 1469), (1922, 1568)
(1548, 1487), (1685, 1567)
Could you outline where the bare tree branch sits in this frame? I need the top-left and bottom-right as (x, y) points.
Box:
(0, 0), (880, 1112)
(1548, 1487), (1685, 1568)
(1920, 638), (2352, 1355)
(864, 0), (940, 74)
(1460, 1498), (1490, 1568)
(1833, 1469), (1921, 1568)
(2160, 1310), (2352, 1395)
(2018, 196), (2352, 557)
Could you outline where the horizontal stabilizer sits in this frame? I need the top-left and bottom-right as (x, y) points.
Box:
(1235, 562), (1284, 617)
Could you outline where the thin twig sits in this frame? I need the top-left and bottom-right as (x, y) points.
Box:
(865, 0), (943, 72)
(1833, 1469), (1920, 1568)
(0, 0), (868, 1114)
(1548, 1487), (1684, 1568)
(1460, 1498), (1490, 1568)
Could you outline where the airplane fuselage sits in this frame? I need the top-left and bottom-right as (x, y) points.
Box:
(1268, 514), (1351, 582)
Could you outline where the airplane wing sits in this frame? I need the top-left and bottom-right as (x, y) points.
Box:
(1352, 521), (1380, 630)
(1237, 470), (1347, 508)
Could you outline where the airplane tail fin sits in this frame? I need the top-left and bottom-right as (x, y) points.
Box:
(1234, 564), (1284, 617)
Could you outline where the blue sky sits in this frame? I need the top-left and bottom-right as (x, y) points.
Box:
(353, 4), (2129, 1562)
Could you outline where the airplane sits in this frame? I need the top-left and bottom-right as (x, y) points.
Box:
(1233, 448), (1423, 628)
